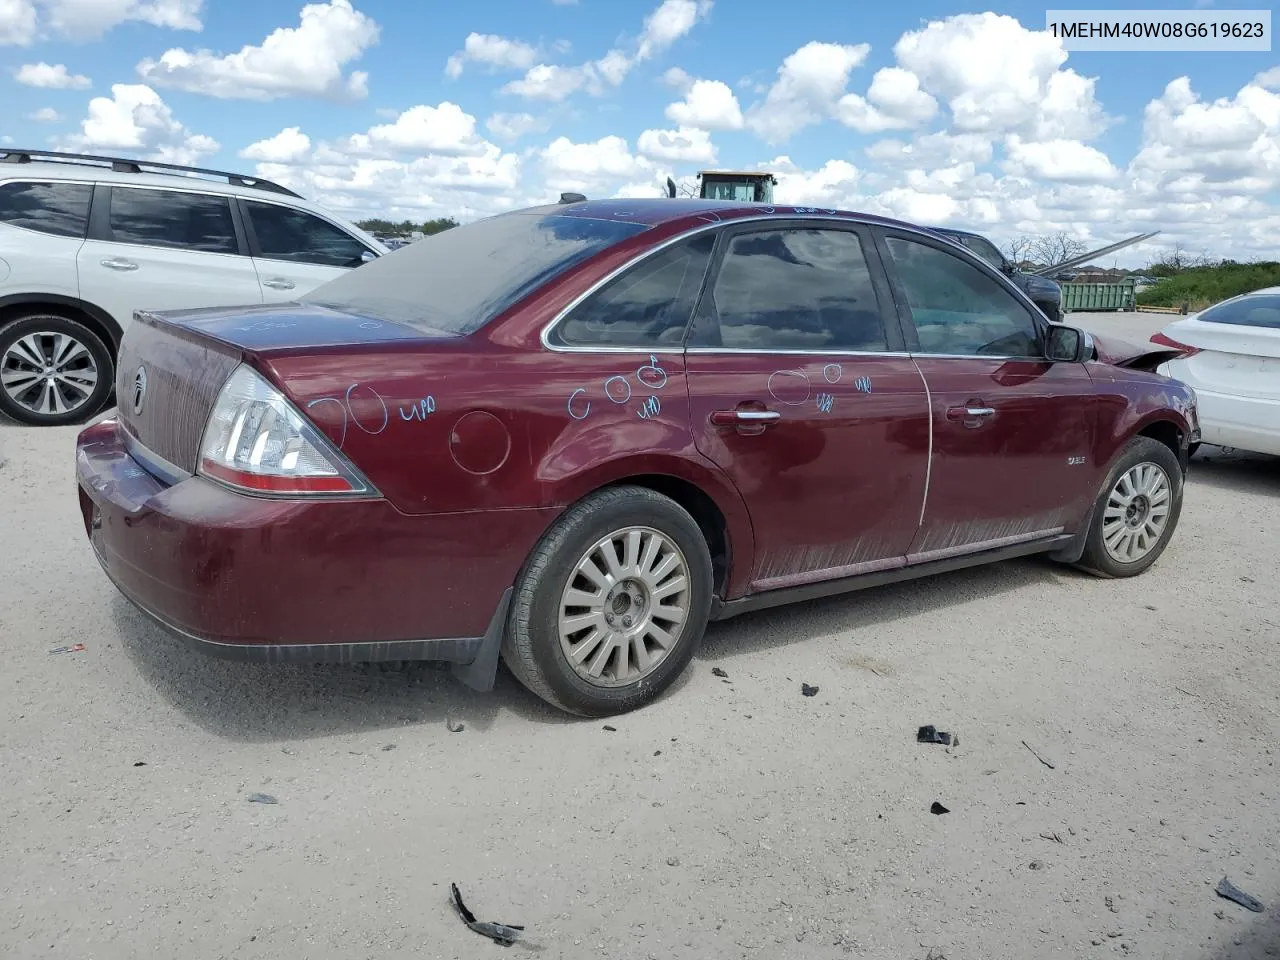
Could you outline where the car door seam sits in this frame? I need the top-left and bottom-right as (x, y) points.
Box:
(912, 356), (933, 527)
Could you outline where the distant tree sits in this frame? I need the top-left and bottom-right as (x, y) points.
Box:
(1003, 234), (1035, 266)
(1030, 232), (1087, 267)
(420, 217), (458, 235)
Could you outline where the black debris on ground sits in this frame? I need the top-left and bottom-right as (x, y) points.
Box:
(711, 667), (728, 678)
(917, 725), (952, 746)
(446, 718), (465, 733)
(1216, 877), (1264, 912)
(1022, 740), (1056, 769)
(246, 793), (278, 805)
(801, 683), (819, 697)
(450, 882), (524, 946)
(132, 761), (147, 768)
(603, 725), (617, 732)
(381, 744), (396, 752)
(930, 802), (950, 815)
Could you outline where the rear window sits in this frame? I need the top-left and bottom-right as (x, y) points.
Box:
(0, 180), (92, 238)
(301, 209), (649, 335)
(1198, 294), (1280, 329)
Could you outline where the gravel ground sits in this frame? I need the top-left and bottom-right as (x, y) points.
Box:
(1, 312), (1278, 960)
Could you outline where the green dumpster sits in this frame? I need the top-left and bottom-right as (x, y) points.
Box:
(1061, 278), (1136, 312)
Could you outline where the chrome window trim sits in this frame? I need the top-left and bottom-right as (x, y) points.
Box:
(540, 212), (1052, 358)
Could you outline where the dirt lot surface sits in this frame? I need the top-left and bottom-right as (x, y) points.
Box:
(1, 312), (1278, 960)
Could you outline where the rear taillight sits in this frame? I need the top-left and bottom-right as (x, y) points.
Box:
(1150, 331), (1202, 357)
(198, 365), (376, 497)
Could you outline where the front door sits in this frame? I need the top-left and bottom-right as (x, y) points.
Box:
(685, 222), (930, 592)
(876, 229), (1097, 561)
(77, 186), (263, 330)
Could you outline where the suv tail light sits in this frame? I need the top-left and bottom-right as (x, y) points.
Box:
(198, 365), (376, 497)
(1150, 331), (1202, 358)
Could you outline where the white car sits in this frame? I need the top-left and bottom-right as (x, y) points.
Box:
(0, 148), (387, 426)
(1153, 287), (1280, 457)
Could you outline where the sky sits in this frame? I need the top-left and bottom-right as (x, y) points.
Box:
(1, 0), (1277, 267)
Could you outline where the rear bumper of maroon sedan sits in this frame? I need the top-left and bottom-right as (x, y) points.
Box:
(75, 419), (553, 686)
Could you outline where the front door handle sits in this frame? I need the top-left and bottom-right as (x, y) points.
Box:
(262, 278), (296, 290)
(100, 258), (138, 271)
(946, 404), (996, 427)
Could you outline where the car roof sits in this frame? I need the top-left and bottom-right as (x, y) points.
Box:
(548, 197), (933, 235)
(0, 156), (306, 206)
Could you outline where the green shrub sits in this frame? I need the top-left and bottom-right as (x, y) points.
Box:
(1136, 261), (1280, 311)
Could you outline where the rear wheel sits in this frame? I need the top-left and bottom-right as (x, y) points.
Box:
(501, 485), (713, 717)
(1076, 436), (1183, 578)
(0, 315), (113, 426)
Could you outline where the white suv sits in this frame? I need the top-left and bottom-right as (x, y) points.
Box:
(0, 149), (387, 426)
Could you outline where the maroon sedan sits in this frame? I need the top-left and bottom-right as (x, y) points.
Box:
(75, 198), (1199, 716)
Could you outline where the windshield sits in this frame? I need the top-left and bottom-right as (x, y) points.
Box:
(960, 235), (1007, 269)
(302, 209), (650, 335)
(1198, 294), (1280, 329)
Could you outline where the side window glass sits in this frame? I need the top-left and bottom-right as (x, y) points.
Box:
(0, 181), (92, 238)
(554, 232), (714, 347)
(884, 236), (1040, 357)
(245, 200), (370, 268)
(107, 188), (237, 254)
(694, 228), (889, 351)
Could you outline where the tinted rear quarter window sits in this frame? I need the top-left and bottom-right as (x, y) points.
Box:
(1199, 295), (1280, 329)
(107, 187), (237, 254)
(244, 200), (369, 267)
(0, 180), (92, 238)
(303, 210), (650, 336)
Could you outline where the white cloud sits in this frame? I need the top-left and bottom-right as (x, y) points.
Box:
(36, 0), (201, 39)
(13, 61), (90, 88)
(61, 82), (217, 164)
(240, 126), (311, 163)
(541, 135), (653, 191)
(636, 125), (715, 164)
(0, 0), (37, 44)
(894, 12), (1107, 140)
(485, 112), (548, 142)
(1003, 135), (1118, 182)
(747, 41), (871, 143)
(836, 67), (937, 133)
(445, 32), (537, 79)
(26, 106), (61, 122)
(770, 156), (862, 207)
(865, 131), (993, 167)
(665, 77), (743, 130)
(503, 0), (710, 102)
(343, 102), (487, 156)
(137, 0), (377, 102)
(637, 0), (711, 61)
(662, 66), (692, 90)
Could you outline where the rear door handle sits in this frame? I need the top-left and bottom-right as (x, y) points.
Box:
(710, 409), (781, 426)
(100, 258), (138, 271)
(262, 278), (296, 290)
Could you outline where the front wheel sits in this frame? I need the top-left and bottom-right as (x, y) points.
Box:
(0, 315), (113, 425)
(1075, 436), (1184, 578)
(502, 486), (713, 716)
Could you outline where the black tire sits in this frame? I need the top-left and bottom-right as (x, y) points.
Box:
(0, 314), (114, 426)
(1075, 436), (1184, 579)
(501, 485), (713, 717)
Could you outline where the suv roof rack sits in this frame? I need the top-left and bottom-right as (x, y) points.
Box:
(0, 148), (303, 199)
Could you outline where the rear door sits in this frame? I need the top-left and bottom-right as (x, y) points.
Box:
(239, 198), (379, 302)
(77, 185), (263, 329)
(875, 228), (1097, 560)
(685, 220), (930, 592)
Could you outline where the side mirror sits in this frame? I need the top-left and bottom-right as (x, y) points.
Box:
(361, 250), (378, 263)
(1045, 324), (1087, 362)
(1001, 261), (1016, 276)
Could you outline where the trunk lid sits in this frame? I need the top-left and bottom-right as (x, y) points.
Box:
(1087, 332), (1183, 372)
(116, 304), (442, 473)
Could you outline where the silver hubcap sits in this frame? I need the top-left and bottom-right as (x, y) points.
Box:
(558, 526), (691, 687)
(1102, 461), (1172, 564)
(1, 331), (99, 416)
